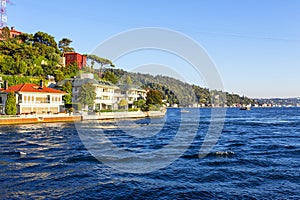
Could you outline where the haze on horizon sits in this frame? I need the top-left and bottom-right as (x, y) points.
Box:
(7, 0), (300, 98)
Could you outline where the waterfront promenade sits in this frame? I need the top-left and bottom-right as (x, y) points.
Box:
(0, 110), (166, 125)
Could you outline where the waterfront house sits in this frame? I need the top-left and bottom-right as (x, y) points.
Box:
(0, 26), (22, 41)
(0, 80), (66, 115)
(116, 84), (147, 109)
(72, 75), (119, 111)
(72, 74), (147, 111)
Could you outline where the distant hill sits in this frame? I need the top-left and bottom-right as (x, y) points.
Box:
(254, 98), (300, 107)
(103, 69), (256, 107)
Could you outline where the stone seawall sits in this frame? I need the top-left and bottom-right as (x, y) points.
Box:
(82, 111), (166, 120)
(0, 111), (165, 125)
(0, 116), (82, 125)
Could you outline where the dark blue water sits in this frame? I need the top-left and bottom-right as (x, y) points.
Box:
(1, 108), (300, 199)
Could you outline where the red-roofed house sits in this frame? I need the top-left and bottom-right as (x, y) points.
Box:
(0, 80), (66, 115)
(63, 52), (87, 69)
(0, 27), (23, 41)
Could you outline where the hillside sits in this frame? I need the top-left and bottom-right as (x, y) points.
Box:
(0, 28), (78, 84)
(255, 98), (300, 107)
(0, 28), (256, 107)
(103, 69), (256, 107)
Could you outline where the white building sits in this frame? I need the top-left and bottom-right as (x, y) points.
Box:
(72, 74), (147, 111)
(0, 81), (66, 114)
(72, 77), (119, 111)
(116, 84), (147, 109)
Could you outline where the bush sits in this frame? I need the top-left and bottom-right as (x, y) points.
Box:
(128, 108), (139, 112)
(5, 92), (17, 115)
(100, 109), (113, 113)
(149, 104), (161, 111)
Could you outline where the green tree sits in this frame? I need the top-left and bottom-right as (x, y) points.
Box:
(62, 81), (73, 104)
(79, 83), (96, 109)
(118, 99), (128, 109)
(0, 55), (14, 74)
(0, 26), (10, 40)
(102, 71), (118, 84)
(58, 38), (75, 53)
(61, 62), (79, 78)
(54, 70), (65, 82)
(33, 31), (58, 48)
(91, 60), (95, 72)
(134, 99), (146, 108)
(5, 92), (17, 115)
(0, 30), (62, 77)
(85, 54), (114, 78)
(17, 33), (34, 44)
(125, 76), (133, 84)
(146, 89), (163, 105)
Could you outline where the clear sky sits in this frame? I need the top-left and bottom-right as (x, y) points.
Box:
(7, 0), (300, 98)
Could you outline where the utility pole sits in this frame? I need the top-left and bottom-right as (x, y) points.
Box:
(0, 0), (12, 28)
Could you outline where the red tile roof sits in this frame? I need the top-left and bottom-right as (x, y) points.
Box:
(0, 83), (66, 94)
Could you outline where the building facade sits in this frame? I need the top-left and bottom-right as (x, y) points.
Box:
(63, 52), (87, 69)
(72, 77), (119, 111)
(72, 74), (147, 111)
(0, 26), (22, 40)
(0, 81), (66, 115)
(116, 84), (147, 109)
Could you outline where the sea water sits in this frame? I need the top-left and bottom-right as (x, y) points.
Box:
(1, 108), (299, 199)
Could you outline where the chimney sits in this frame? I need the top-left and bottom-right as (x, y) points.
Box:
(4, 80), (8, 90)
(39, 80), (44, 88)
(11, 26), (15, 30)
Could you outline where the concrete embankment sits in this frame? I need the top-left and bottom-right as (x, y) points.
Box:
(82, 111), (166, 120)
(0, 111), (165, 125)
(0, 115), (82, 125)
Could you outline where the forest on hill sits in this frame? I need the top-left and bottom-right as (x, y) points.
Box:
(0, 27), (78, 84)
(102, 69), (256, 107)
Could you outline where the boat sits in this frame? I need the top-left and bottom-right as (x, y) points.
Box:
(240, 106), (251, 110)
(180, 109), (190, 113)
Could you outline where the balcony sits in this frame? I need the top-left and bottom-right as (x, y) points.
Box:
(18, 101), (63, 105)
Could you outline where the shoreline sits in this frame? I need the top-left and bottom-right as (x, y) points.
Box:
(81, 110), (165, 120)
(0, 115), (82, 125)
(0, 111), (166, 125)
(1, 107), (298, 126)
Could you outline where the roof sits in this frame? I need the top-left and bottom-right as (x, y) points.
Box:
(56, 79), (74, 87)
(73, 78), (98, 87)
(117, 84), (146, 91)
(10, 29), (22, 34)
(73, 78), (119, 89)
(0, 83), (66, 94)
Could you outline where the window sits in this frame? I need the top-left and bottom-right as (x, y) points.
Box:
(36, 97), (47, 103)
(18, 95), (22, 103)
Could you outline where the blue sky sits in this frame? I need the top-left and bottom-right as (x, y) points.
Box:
(7, 0), (300, 98)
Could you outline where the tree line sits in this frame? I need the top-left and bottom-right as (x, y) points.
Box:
(0, 27), (78, 82)
(102, 69), (257, 107)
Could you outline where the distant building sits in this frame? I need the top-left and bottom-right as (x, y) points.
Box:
(116, 84), (147, 109)
(63, 52), (87, 69)
(72, 73), (147, 111)
(0, 80), (66, 114)
(0, 26), (22, 40)
(72, 75), (119, 111)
